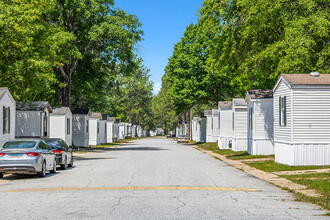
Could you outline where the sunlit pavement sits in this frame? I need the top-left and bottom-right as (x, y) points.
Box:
(0, 137), (327, 219)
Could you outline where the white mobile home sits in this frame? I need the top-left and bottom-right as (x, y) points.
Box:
(218, 101), (233, 149)
(16, 101), (52, 138)
(0, 88), (16, 147)
(212, 109), (220, 142)
(245, 90), (274, 155)
(205, 110), (215, 142)
(126, 123), (132, 139)
(72, 108), (91, 147)
(191, 117), (201, 142)
(232, 98), (248, 151)
(106, 117), (119, 143)
(273, 73), (330, 166)
(89, 112), (102, 146)
(99, 117), (107, 144)
(118, 123), (126, 140)
(50, 107), (73, 145)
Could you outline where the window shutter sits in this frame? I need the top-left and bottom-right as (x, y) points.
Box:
(284, 96), (287, 126)
(8, 107), (10, 133)
(3, 106), (5, 134)
(279, 96), (281, 126)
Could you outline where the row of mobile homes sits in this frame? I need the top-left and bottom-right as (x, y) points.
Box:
(218, 101), (233, 149)
(50, 107), (72, 146)
(245, 90), (274, 155)
(0, 88), (15, 147)
(273, 73), (330, 166)
(89, 112), (102, 146)
(72, 108), (91, 147)
(16, 101), (52, 138)
(232, 98), (248, 151)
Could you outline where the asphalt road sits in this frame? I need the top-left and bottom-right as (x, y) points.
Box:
(0, 137), (327, 219)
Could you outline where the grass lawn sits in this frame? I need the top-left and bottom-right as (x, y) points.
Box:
(244, 160), (330, 172)
(190, 141), (273, 160)
(226, 152), (274, 160)
(282, 173), (330, 210)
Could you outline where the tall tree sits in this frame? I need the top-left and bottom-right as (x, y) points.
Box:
(49, 0), (143, 107)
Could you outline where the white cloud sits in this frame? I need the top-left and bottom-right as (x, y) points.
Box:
(153, 82), (161, 95)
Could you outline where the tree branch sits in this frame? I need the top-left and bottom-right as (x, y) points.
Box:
(59, 66), (69, 81)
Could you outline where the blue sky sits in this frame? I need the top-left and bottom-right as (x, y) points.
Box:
(114, 0), (204, 94)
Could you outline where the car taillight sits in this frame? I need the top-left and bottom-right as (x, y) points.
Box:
(0, 153), (5, 157)
(26, 152), (39, 157)
(52, 150), (62, 154)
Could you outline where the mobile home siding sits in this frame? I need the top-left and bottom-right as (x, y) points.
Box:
(206, 115), (214, 142)
(89, 118), (100, 146)
(212, 110), (220, 141)
(16, 111), (41, 137)
(72, 114), (89, 147)
(99, 120), (107, 144)
(274, 81), (292, 143)
(218, 108), (233, 149)
(50, 115), (65, 140)
(106, 121), (114, 143)
(0, 93), (15, 147)
(293, 88), (330, 143)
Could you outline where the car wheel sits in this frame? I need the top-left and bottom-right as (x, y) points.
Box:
(0, 173), (3, 178)
(68, 156), (73, 167)
(61, 158), (68, 170)
(50, 160), (56, 174)
(38, 162), (46, 177)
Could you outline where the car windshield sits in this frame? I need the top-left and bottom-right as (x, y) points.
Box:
(2, 141), (37, 149)
(179, 135), (187, 138)
(44, 140), (61, 149)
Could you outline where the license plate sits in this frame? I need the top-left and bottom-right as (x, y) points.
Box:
(8, 154), (24, 159)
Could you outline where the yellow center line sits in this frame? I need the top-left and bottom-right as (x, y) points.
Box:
(4, 186), (259, 193)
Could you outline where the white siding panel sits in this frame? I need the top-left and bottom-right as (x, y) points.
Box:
(293, 89), (330, 143)
(99, 120), (107, 144)
(0, 93), (16, 147)
(206, 116), (215, 142)
(89, 118), (100, 146)
(274, 80), (292, 143)
(15, 111), (41, 137)
(275, 142), (330, 166)
(234, 109), (247, 138)
(50, 115), (65, 140)
(72, 114), (89, 147)
(218, 108), (233, 149)
(107, 121), (114, 143)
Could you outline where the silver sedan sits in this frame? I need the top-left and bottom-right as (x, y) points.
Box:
(0, 139), (56, 178)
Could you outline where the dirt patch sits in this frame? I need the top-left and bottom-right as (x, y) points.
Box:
(239, 157), (274, 162)
(273, 168), (330, 176)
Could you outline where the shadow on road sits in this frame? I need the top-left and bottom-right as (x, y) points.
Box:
(74, 157), (117, 161)
(106, 147), (168, 151)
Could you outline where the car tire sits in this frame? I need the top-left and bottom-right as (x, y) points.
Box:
(50, 160), (56, 174)
(0, 173), (3, 179)
(68, 156), (73, 167)
(61, 158), (68, 170)
(38, 162), (46, 177)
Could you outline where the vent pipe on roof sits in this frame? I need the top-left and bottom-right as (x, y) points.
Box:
(310, 72), (320, 77)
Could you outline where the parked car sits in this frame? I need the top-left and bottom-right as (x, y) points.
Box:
(177, 135), (188, 144)
(42, 138), (73, 170)
(0, 139), (56, 178)
(228, 140), (232, 148)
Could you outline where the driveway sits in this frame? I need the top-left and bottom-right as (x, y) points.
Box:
(0, 137), (327, 219)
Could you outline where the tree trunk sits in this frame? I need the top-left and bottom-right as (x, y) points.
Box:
(128, 104), (131, 123)
(187, 110), (191, 140)
(61, 77), (71, 107)
(181, 113), (185, 135)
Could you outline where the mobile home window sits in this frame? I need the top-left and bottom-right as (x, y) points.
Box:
(249, 108), (253, 130)
(232, 112), (235, 131)
(86, 120), (89, 133)
(3, 107), (10, 134)
(105, 123), (107, 134)
(67, 118), (70, 135)
(279, 96), (287, 126)
(43, 113), (48, 136)
(97, 122), (99, 134)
